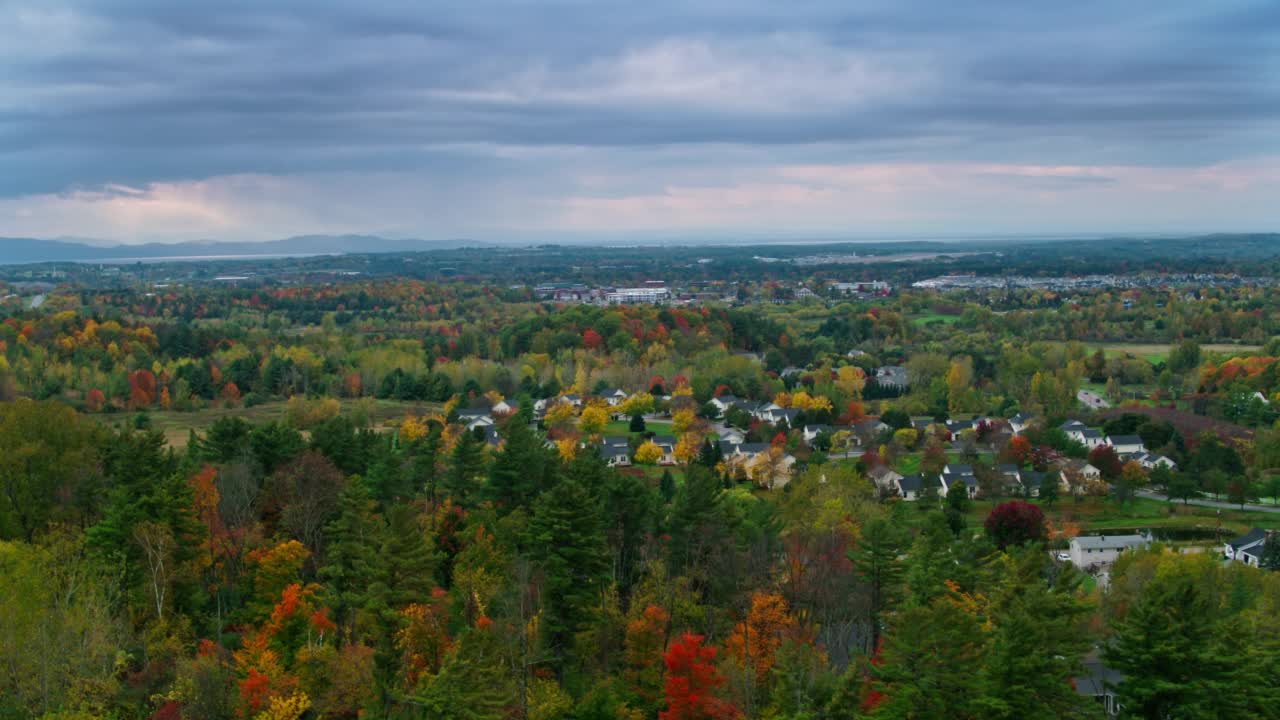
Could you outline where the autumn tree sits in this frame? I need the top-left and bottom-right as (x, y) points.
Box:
(661, 633), (739, 720)
(983, 500), (1047, 550)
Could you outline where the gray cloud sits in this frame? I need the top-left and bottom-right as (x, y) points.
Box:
(0, 0), (1277, 239)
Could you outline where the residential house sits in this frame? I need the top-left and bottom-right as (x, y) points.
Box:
(867, 465), (904, 494)
(910, 416), (937, 432)
(721, 442), (796, 489)
(895, 474), (925, 501)
(709, 394), (742, 416)
(1008, 412), (1035, 435)
(1224, 528), (1270, 567)
(1073, 650), (1123, 717)
(874, 365), (909, 390)
(754, 406), (802, 428)
(802, 424), (833, 446)
(1019, 470), (1048, 497)
(1058, 459), (1102, 494)
(599, 436), (632, 467)
(598, 388), (629, 406)
(1077, 429), (1106, 449)
(995, 464), (1022, 493)
(1106, 435), (1146, 455)
(490, 399), (515, 415)
(720, 428), (746, 445)
(1130, 451), (1177, 471)
(939, 468), (979, 499)
(853, 418), (890, 443)
(779, 366), (805, 379)
(1068, 534), (1151, 568)
(650, 435), (678, 465)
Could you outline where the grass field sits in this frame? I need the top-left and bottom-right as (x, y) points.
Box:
(1082, 342), (1261, 364)
(957, 496), (1280, 539)
(97, 399), (438, 447)
(911, 312), (962, 327)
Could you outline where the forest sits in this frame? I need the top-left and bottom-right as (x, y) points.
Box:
(3, 247), (1280, 720)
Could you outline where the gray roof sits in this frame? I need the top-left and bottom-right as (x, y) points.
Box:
(1109, 435), (1143, 445)
(1228, 528), (1268, 550)
(898, 474), (924, 493)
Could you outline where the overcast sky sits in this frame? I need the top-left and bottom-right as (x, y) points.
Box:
(2, 0), (1278, 244)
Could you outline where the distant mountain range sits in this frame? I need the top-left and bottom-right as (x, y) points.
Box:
(0, 235), (481, 264)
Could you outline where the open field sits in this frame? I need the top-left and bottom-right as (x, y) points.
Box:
(95, 399), (439, 447)
(910, 312), (962, 327)
(956, 496), (1280, 539)
(1089, 342), (1260, 363)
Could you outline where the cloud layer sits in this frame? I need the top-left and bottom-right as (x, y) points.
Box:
(1, 0), (1277, 242)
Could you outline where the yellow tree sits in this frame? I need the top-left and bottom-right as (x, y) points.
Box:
(675, 433), (702, 465)
(544, 401), (577, 433)
(635, 440), (663, 465)
(579, 404), (610, 436)
(671, 409), (697, 435)
(555, 437), (577, 463)
(835, 365), (867, 400)
(619, 392), (655, 417)
(725, 592), (798, 685)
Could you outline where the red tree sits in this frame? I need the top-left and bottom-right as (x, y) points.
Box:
(1001, 436), (1032, 466)
(660, 634), (738, 720)
(84, 388), (106, 412)
(1088, 445), (1123, 479)
(582, 328), (604, 350)
(983, 500), (1048, 550)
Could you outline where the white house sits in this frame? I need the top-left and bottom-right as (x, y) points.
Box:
(464, 414), (495, 432)
(1068, 534), (1151, 568)
(599, 437), (632, 467)
(867, 465), (904, 494)
(1106, 435), (1146, 455)
(1131, 452), (1177, 471)
(802, 424), (833, 446)
(1224, 528), (1270, 566)
(1009, 412), (1034, 435)
(895, 474), (925, 501)
(650, 435), (678, 465)
(720, 428), (746, 445)
(598, 389), (629, 406)
(490, 399), (515, 415)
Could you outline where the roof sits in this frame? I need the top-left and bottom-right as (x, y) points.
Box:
(1108, 435), (1144, 445)
(869, 464), (903, 479)
(1061, 420), (1087, 430)
(1080, 429), (1104, 439)
(1227, 528), (1268, 550)
(1071, 534), (1149, 551)
(898, 474), (923, 492)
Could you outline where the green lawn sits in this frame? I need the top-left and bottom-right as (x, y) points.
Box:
(911, 312), (962, 327)
(957, 496), (1280, 538)
(100, 398), (438, 448)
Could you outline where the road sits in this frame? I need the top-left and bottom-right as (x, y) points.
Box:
(1077, 389), (1111, 410)
(1135, 490), (1280, 514)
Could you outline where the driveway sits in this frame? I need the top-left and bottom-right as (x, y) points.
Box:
(1077, 389), (1111, 410)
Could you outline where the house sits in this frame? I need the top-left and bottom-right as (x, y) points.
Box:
(943, 463), (974, 475)
(779, 366), (805, 379)
(802, 424), (833, 446)
(457, 406), (492, 422)
(1019, 470), (1048, 497)
(598, 389), (629, 406)
(754, 406), (802, 427)
(1009, 412), (1035, 435)
(599, 436), (632, 467)
(1060, 420), (1088, 433)
(939, 470), (979, 499)
(910, 416), (937, 432)
(1077, 429), (1106, 449)
(1068, 534), (1151, 568)
(1106, 435), (1146, 455)
(874, 365), (909, 389)
(490, 399), (515, 415)
(1058, 459), (1102, 494)
(945, 420), (972, 437)
(895, 473), (925, 501)
(1073, 649), (1123, 717)
(867, 465), (904, 493)
(1130, 452), (1176, 471)
(479, 425), (501, 448)
(720, 428), (746, 445)
(464, 414), (495, 432)
(1224, 528), (1270, 566)
(650, 435), (678, 465)
(721, 442), (796, 489)
(709, 394), (742, 416)
(995, 464), (1022, 492)
(854, 418), (890, 441)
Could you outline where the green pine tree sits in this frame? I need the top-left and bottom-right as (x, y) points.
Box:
(444, 429), (487, 507)
(487, 416), (552, 512)
(410, 624), (516, 720)
(319, 477), (385, 637)
(380, 502), (439, 609)
(529, 476), (610, 672)
(851, 515), (905, 653)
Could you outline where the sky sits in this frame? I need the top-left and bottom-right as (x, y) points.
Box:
(1, 0), (1278, 244)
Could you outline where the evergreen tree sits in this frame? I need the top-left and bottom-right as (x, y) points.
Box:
(410, 624), (517, 720)
(380, 503), (439, 609)
(851, 516), (905, 653)
(871, 593), (990, 719)
(659, 470), (677, 504)
(444, 429), (487, 507)
(487, 416), (553, 512)
(667, 465), (726, 578)
(319, 478), (385, 637)
(1261, 532), (1280, 571)
(944, 481), (970, 536)
(1105, 562), (1226, 718)
(603, 470), (655, 597)
(630, 413), (646, 433)
(529, 476), (610, 672)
